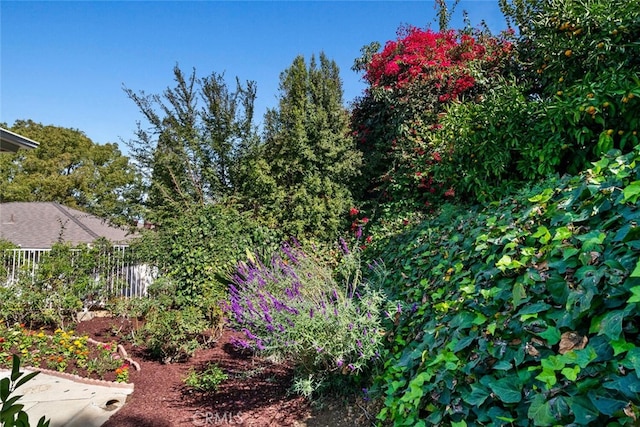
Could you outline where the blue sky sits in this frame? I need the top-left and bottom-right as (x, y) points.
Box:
(1, 1), (508, 155)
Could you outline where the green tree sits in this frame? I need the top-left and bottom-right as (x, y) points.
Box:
(499, 0), (640, 172)
(246, 53), (361, 241)
(124, 65), (258, 222)
(0, 120), (142, 225)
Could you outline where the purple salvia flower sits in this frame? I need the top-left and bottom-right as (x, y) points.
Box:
(309, 308), (314, 319)
(348, 363), (356, 371)
(230, 337), (249, 349)
(356, 226), (363, 239)
(243, 328), (257, 341)
(336, 359), (344, 367)
(339, 238), (350, 255)
(246, 300), (256, 314)
(284, 287), (294, 299)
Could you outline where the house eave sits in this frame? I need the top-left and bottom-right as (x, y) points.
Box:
(0, 127), (40, 152)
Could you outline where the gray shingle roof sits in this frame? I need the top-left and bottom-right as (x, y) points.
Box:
(0, 202), (138, 249)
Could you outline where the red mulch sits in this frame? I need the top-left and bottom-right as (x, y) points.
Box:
(74, 316), (378, 427)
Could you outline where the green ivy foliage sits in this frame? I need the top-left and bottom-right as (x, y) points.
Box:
(369, 147), (640, 425)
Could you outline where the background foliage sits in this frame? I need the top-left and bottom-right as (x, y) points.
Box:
(0, 120), (142, 226)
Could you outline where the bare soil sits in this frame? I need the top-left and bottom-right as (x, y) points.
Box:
(73, 317), (379, 427)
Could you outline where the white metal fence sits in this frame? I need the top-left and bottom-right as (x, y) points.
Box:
(1, 247), (154, 298)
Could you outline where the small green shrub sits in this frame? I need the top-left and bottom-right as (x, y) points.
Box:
(183, 363), (228, 393)
(431, 80), (567, 203)
(140, 304), (208, 364)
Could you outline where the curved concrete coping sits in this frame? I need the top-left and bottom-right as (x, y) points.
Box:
(0, 367), (134, 427)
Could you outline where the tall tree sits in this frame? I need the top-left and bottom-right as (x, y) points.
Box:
(0, 120), (142, 225)
(245, 53), (361, 240)
(124, 65), (258, 222)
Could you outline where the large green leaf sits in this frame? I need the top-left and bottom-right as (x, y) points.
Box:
(622, 181), (640, 204)
(588, 391), (628, 416)
(528, 394), (557, 426)
(624, 347), (640, 379)
(630, 260), (640, 278)
(569, 395), (599, 424)
(463, 384), (491, 406)
(487, 376), (522, 404)
(597, 309), (625, 340)
(603, 374), (640, 399)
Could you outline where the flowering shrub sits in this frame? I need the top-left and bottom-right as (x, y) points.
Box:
(225, 241), (387, 396)
(365, 27), (512, 94)
(351, 26), (516, 211)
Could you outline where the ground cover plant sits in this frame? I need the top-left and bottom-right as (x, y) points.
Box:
(367, 146), (640, 425)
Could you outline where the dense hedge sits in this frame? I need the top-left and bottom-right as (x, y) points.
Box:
(370, 147), (640, 425)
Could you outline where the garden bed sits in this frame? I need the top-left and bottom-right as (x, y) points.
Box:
(66, 316), (379, 426)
